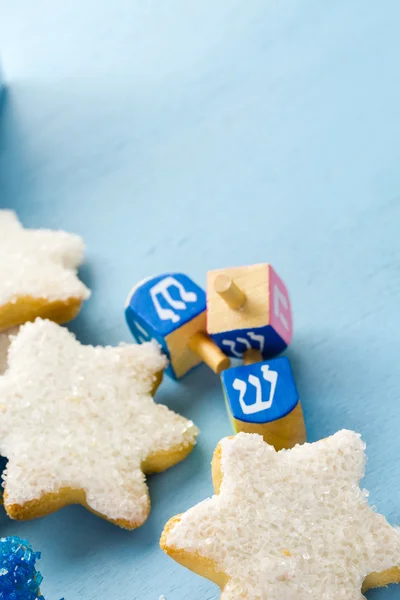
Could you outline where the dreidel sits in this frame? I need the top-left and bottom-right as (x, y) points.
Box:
(221, 352), (307, 451)
(125, 273), (230, 379)
(207, 263), (293, 360)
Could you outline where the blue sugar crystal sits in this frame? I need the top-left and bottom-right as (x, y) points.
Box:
(0, 537), (45, 599)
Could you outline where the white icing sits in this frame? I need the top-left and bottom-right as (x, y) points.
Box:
(0, 329), (14, 375)
(0, 210), (90, 307)
(166, 431), (400, 599)
(0, 319), (198, 523)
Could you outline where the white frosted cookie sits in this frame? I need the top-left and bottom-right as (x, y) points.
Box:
(0, 210), (90, 330)
(0, 329), (15, 375)
(161, 431), (400, 599)
(0, 319), (198, 529)
(0, 328), (19, 375)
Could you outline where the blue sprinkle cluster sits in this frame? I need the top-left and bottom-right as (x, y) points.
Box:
(0, 537), (44, 599)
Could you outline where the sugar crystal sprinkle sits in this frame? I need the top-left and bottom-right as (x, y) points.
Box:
(0, 537), (44, 599)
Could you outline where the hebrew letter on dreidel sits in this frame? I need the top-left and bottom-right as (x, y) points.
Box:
(222, 339), (240, 357)
(247, 331), (265, 353)
(132, 320), (151, 344)
(232, 365), (278, 415)
(260, 364), (277, 405)
(273, 284), (289, 331)
(222, 332), (264, 358)
(222, 338), (250, 358)
(150, 276), (198, 323)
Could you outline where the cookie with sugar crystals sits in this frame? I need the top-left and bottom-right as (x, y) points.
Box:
(161, 431), (400, 599)
(0, 210), (90, 330)
(0, 328), (15, 375)
(0, 329), (14, 503)
(0, 318), (198, 529)
(0, 327), (20, 376)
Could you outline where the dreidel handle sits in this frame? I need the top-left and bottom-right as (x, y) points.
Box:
(214, 274), (246, 310)
(243, 348), (263, 365)
(188, 332), (230, 374)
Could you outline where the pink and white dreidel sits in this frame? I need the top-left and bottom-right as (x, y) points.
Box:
(206, 263), (293, 363)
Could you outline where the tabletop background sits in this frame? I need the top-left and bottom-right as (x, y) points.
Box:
(1, 1), (400, 598)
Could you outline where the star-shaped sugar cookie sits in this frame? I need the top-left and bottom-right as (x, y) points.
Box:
(0, 210), (90, 330)
(161, 431), (400, 599)
(0, 319), (198, 529)
(0, 329), (15, 375)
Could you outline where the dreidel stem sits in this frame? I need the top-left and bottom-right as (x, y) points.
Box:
(243, 348), (263, 365)
(214, 274), (246, 310)
(188, 332), (230, 374)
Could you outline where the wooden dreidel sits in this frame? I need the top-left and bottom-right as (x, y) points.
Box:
(125, 273), (230, 379)
(207, 263), (293, 360)
(221, 356), (306, 450)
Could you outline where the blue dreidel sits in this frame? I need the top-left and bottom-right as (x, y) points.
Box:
(207, 263), (293, 361)
(221, 356), (306, 450)
(125, 273), (230, 379)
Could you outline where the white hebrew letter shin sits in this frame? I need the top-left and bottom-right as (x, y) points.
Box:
(232, 365), (278, 415)
(222, 331), (265, 357)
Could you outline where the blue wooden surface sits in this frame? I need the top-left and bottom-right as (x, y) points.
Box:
(1, 1), (400, 598)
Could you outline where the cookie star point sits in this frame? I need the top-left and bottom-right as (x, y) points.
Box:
(0, 210), (90, 330)
(161, 431), (400, 599)
(0, 318), (198, 529)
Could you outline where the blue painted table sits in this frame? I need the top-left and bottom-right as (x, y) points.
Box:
(1, 2), (400, 598)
